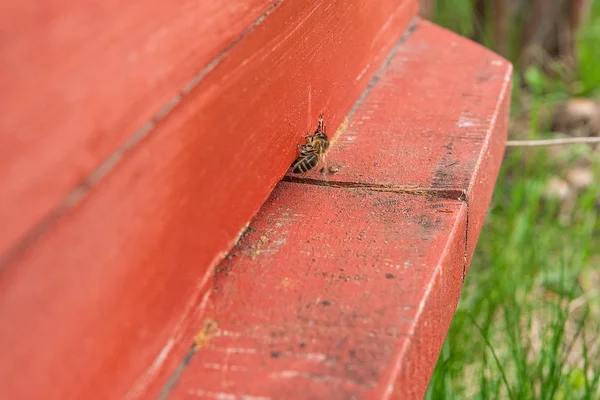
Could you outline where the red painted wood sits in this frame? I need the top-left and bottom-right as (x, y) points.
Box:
(0, 2), (418, 400)
(163, 19), (512, 399)
(288, 19), (512, 268)
(165, 183), (468, 400)
(0, 0), (275, 255)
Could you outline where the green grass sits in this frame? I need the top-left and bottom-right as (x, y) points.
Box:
(425, 2), (600, 399)
(577, 0), (600, 97)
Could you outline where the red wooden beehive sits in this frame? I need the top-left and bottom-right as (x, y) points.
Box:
(0, 1), (511, 399)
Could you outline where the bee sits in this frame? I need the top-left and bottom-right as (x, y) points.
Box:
(292, 114), (330, 174)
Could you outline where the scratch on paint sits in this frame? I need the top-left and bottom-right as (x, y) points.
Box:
(355, 63), (371, 82)
(270, 4), (319, 54)
(270, 370), (376, 387)
(203, 363), (248, 372)
(457, 115), (476, 128)
(308, 83), (312, 125)
(297, 352), (328, 362)
(209, 347), (259, 354)
(144, 338), (174, 379)
(187, 389), (271, 400)
(457, 113), (488, 129)
(216, 329), (242, 338)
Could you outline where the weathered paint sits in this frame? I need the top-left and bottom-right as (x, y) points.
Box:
(165, 183), (467, 400)
(287, 19), (512, 269)
(0, 1), (418, 400)
(164, 20), (512, 399)
(0, 0), (276, 255)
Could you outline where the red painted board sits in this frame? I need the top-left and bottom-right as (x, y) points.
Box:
(163, 182), (468, 400)
(286, 19), (512, 268)
(0, 0), (275, 255)
(0, 2), (418, 400)
(162, 19), (511, 399)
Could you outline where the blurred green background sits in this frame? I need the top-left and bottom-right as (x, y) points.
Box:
(424, 1), (600, 399)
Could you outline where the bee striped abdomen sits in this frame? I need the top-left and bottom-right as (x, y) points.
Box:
(292, 152), (319, 173)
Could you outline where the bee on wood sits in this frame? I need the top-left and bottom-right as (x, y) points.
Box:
(292, 114), (330, 174)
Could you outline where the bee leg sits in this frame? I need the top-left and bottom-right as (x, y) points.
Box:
(320, 153), (330, 181)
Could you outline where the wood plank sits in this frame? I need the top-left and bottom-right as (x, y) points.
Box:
(164, 19), (512, 399)
(0, 0), (275, 255)
(286, 19), (512, 268)
(164, 182), (468, 400)
(0, 2), (418, 399)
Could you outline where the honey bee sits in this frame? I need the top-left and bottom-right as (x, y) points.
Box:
(292, 114), (330, 174)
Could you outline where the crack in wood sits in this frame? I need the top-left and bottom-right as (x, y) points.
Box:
(462, 199), (470, 283)
(282, 175), (472, 287)
(156, 345), (197, 400)
(282, 175), (467, 202)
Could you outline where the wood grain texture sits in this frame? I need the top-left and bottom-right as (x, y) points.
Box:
(164, 183), (468, 400)
(0, 0), (275, 255)
(164, 19), (512, 399)
(0, 1), (417, 399)
(287, 19), (512, 268)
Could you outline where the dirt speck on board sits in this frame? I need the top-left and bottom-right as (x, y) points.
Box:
(240, 225), (255, 240)
(194, 318), (218, 349)
(214, 262), (233, 276)
(250, 234), (269, 260)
